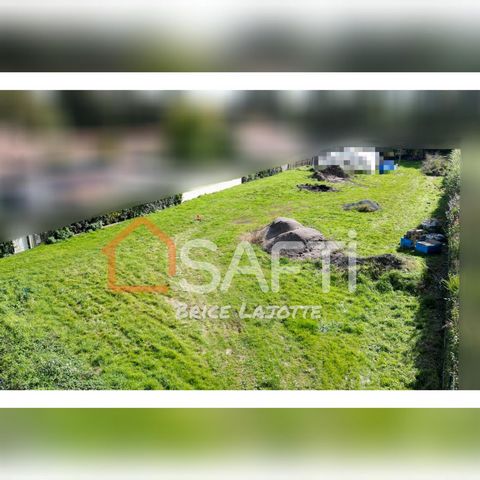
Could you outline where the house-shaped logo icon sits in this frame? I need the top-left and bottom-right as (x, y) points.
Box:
(102, 217), (176, 293)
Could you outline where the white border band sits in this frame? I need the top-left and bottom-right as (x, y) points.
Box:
(0, 391), (478, 408)
(1, 72), (480, 90)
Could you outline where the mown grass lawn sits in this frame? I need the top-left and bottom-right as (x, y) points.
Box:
(0, 162), (446, 389)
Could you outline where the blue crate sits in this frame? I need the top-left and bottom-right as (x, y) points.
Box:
(415, 240), (442, 254)
(400, 237), (414, 249)
(379, 161), (397, 174)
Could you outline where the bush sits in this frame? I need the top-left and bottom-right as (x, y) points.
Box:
(0, 241), (14, 258)
(42, 194), (182, 245)
(443, 149), (461, 198)
(44, 227), (74, 244)
(242, 166), (283, 183)
(421, 153), (449, 176)
(446, 193), (460, 268)
(442, 149), (460, 389)
(87, 221), (103, 232)
(443, 272), (459, 389)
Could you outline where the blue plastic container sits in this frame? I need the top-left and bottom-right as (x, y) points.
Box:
(415, 240), (442, 254)
(400, 237), (414, 249)
(379, 160), (397, 174)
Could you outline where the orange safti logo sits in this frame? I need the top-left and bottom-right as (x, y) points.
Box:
(102, 217), (176, 293)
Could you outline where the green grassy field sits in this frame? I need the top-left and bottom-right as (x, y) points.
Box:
(0, 162), (447, 389)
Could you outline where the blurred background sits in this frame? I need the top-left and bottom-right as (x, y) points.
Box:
(0, 90), (476, 241)
(1, 408), (480, 479)
(1, 0), (480, 71)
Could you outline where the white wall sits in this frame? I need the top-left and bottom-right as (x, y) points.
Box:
(182, 177), (242, 202)
(13, 236), (30, 253)
(12, 234), (42, 254)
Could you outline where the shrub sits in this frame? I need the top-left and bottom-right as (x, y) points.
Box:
(42, 194), (182, 245)
(442, 149), (460, 389)
(0, 241), (14, 258)
(86, 221), (103, 232)
(421, 153), (449, 176)
(242, 166), (283, 183)
(443, 272), (459, 389)
(443, 149), (461, 198)
(446, 193), (460, 268)
(44, 227), (74, 244)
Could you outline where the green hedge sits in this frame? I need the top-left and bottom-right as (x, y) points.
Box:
(0, 241), (14, 258)
(43, 194), (182, 245)
(442, 149), (460, 389)
(242, 166), (284, 183)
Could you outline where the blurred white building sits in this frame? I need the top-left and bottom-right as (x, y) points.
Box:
(313, 147), (380, 174)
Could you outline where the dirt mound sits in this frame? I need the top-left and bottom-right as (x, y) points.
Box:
(312, 165), (350, 182)
(297, 184), (337, 192)
(343, 199), (380, 212)
(263, 217), (303, 240)
(251, 217), (340, 259)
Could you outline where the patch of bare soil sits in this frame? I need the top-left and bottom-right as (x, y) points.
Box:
(297, 184), (337, 192)
(331, 252), (406, 276)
